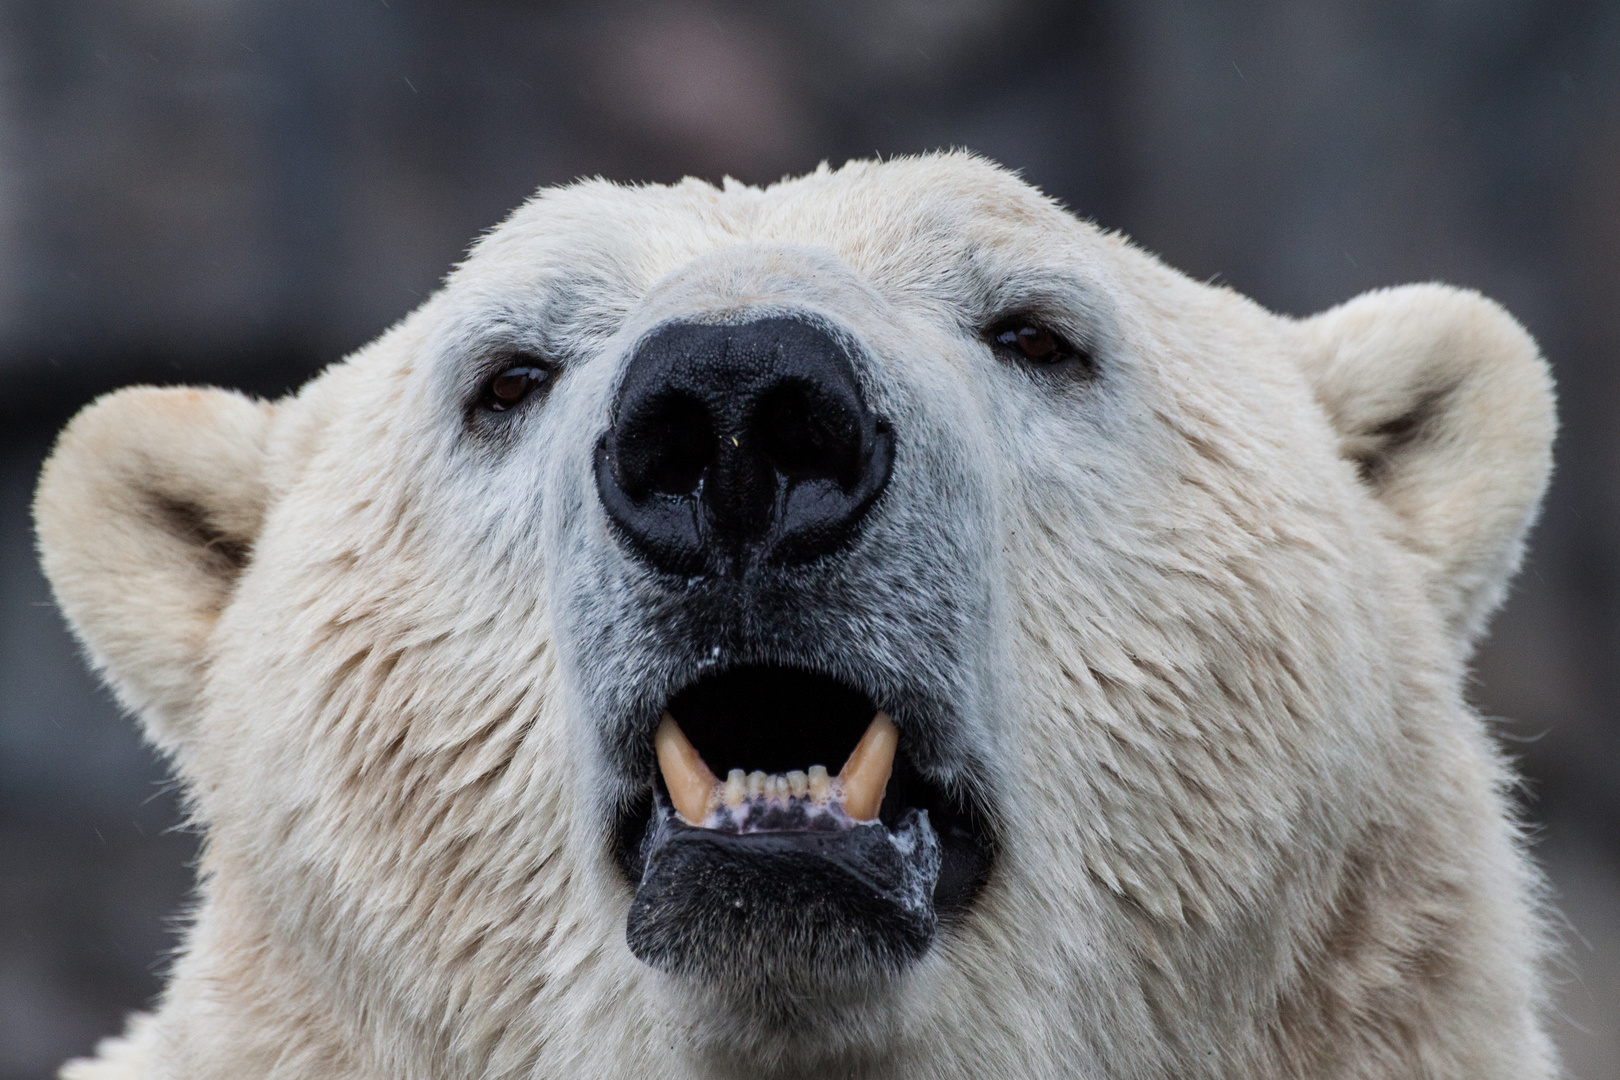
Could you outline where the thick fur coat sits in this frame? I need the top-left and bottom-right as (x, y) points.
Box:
(36, 154), (1556, 1079)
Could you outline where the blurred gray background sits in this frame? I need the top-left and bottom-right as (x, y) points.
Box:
(1, 2), (1616, 1077)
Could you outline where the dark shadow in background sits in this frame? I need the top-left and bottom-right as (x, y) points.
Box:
(1, 3), (1615, 1077)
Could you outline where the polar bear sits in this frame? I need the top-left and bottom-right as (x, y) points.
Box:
(35, 154), (1556, 1079)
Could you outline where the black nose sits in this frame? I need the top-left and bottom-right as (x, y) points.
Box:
(595, 316), (894, 576)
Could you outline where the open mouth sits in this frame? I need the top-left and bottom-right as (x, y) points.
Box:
(620, 664), (993, 987)
(657, 666), (898, 831)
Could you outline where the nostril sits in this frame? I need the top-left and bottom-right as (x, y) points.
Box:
(618, 392), (716, 498)
(753, 381), (862, 486)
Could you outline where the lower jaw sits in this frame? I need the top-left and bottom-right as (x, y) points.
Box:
(612, 767), (994, 989)
(610, 667), (996, 1012)
(628, 815), (940, 1070)
(626, 798), (942, 984)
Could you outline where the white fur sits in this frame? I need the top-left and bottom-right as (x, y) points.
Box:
(36, 154), (1556, 1079)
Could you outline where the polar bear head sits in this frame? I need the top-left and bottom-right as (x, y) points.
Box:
(37, 155), (1555, 1079)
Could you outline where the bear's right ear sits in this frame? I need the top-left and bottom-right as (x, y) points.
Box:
(34, 387), (275, 754)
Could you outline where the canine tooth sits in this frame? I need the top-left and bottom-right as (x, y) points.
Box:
(655, 715), (719, 825)
(787, 770), (809, 799)
(838, 712), (898, 822)
(748, 770), (768, 800)
(807, 764), (832, 805)
(724, 769), (747, 810)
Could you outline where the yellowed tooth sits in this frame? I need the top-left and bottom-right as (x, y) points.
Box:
(748, 770), (768, 801)
(724, 769), (747, 810)
(655, 714), (719, 825)
(838, 712), (898, 822)
(807, 764), (832, 805)
(787, 770), (809, 799)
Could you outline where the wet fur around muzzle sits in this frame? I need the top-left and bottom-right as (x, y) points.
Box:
(551, 278), (1007, 1043)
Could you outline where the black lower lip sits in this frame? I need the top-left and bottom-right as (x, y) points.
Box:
(611, 739), (994, 923)
(626, 802), (941, 981)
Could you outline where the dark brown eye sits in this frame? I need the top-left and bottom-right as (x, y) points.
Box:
(480, 362), (552, 412)
(988, 318), (1087, 369)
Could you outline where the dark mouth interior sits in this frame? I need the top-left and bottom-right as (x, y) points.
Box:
(668, 665), (874, 776)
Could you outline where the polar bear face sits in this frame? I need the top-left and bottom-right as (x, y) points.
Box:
(38, 155), (1556, 1079)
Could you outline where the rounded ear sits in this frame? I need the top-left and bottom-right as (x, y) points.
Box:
(34, 386), (275, 754)
(1298, 284), (1555, 653)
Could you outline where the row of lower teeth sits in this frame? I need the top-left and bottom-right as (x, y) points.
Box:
(655, 711), (898, 826)
(720, 765), (836, 811)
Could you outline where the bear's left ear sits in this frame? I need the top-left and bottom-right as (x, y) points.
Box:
(1297, 283), (1555, 653)
(34, 386), (276, 755)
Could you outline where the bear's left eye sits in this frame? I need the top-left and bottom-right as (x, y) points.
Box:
(478, 358), (555, 412)
(986, 318), (1089, 371)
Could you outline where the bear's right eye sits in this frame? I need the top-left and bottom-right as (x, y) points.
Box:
(478, 358), (555, 412)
